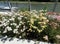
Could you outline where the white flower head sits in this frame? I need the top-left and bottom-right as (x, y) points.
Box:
(20, 21), (23, 24)
(9, 18), (14, 21)
(11, 18), (14, 21)
(7, 20), (9, 23)
(21, 29), (23, 32)
(6, 26), (12, 31)
(20, 15), (23, 18)
(12, 23), (17, 26)
(19, 36), (21, 38)
(3, 29), (7, 33)
(18, 17), (22, 20)
(16, 25), (19, 29)
(4, 36), (7, 38)
(3, 19), (7, 22)
(13, 29), (18, 33)
(19, 24), (21, 26)
(10, 23), (13, 25)
(3, 30), (7, 33)
(23, 26), (26, 31)
(3, 23), (7, 26)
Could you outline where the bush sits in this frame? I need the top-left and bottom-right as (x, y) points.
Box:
(0, 10), (60, 43)
(0, 10), (48, 39)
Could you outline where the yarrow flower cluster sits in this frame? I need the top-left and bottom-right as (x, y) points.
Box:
(0, 10), (49, 39)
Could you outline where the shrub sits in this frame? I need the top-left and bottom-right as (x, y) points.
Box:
(0, 10), (60, 43)
(0, 10), (48, 40)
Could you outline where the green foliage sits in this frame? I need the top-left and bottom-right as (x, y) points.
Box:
(19, 8), (29, 12)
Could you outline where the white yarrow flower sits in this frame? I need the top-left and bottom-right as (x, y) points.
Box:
(21, 29), (23, 32)
(6, 26), (12, 31)
(20, 16), (23, 18)
(19, 36), (21, 38)
(20, 21), (23, 24)
(11, 18), (14, 21)
(13, 23), (17, 26)
(10, 23), (13, 25)
(13, 29), (18, 33)
(3, 29), (7, 33)
(3, 23), (7, 26)
(18, 17), (21, 20)
(7, 20), (9, 23)
(9, 18), (14, 21)
(23, 26), (26, 31)
(16, 25), (19, 28)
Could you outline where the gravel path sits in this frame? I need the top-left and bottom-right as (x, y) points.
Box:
(0, 38), (51, 44)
